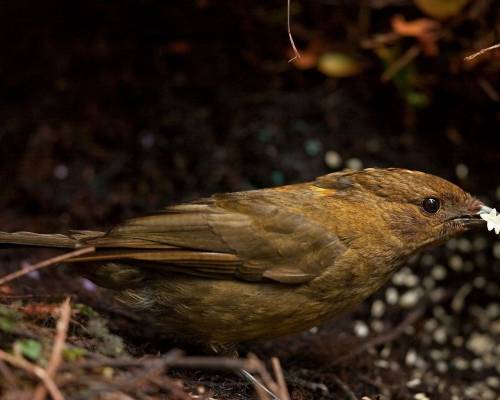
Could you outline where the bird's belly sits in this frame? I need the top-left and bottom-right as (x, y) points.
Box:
(116, 277), (336, 345)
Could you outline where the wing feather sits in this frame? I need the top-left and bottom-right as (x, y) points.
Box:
(78, 191), (345, 284)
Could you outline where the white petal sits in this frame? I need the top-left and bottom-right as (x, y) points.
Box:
(481, 214), (492, 222)
(487, 221), (495, 231)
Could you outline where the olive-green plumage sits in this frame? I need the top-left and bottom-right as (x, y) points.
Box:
(0, 168), (485, 348)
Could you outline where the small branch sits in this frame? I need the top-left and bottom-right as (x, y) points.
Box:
(335, 306), (425, 364)
(0, 349), (64, 400)
(465, 43), (500, 61)
(0, 247), (95, 286)
(33, 298), (72, 400)
(332, 374), (358, 400)
(60, 350), (290, 400)
(272, 357), (290, 400)
(287, 0), (301, 62)
(381, 44), (421, 82)
(0, 359), (17, 387)
(477, 78), (500, 102)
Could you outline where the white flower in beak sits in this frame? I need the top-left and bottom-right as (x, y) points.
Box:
(480, 208), (500, 234)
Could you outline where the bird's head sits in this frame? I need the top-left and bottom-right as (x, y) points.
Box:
(316, 168), (489, 254)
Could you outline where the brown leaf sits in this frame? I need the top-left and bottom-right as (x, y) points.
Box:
(392, 15), (441, 56)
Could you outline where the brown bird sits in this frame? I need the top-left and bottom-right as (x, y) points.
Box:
(0, 168), (490, 350)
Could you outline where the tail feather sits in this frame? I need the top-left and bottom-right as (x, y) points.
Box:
(0, 231), (99, 249)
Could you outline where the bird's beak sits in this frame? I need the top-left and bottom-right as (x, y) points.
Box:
(454, 199), (490, 228)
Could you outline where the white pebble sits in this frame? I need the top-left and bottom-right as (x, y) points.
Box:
(371, 319), (385, 333)
(422, 276), (436, 290)
(433, 327), (447, 344)
(424, 318), (438, 332)
(464, 386), (478, 398)
(400, 289), (421, 308)
(473, 236), (488, 251)
(491, 320), (500, 335)
(374, 359), (389, 368)
(54, 164), (69, 180)
(405, 349), (417, 366)
(436, 361), (448, 373)
(380, 346), (391, 359)
(452, 336), (464, 347)
(473, 276), (486, 288)
(407, 378), (421, 388)
(345, 157), (363, 170)
(385, 287), (399, 305)
(371, 300), (385, 318)
(456, 238), (471, 252)
(420, 253), (435, 267)
(431, 265), (447, 280)
(467, 333), (495, 356)
(455, 163), (468, 180)
(493, 242), (500, 259)
(403, 274), (419, 287)
(354, 321), (370, 338)
(446, 238), (457, 251)
(480, 388), (497, 400)
(448, 255), (463, 271)
(485, 303), (500, 319)
(486, 376), (500, 389)
(451, 284), (472, 312)
(429, 287), (447, 303)
(452, 357), (469, 370)
(471, 358), (484, 371)
(324, 151), (342, 169)
(414, 393), (430, 400)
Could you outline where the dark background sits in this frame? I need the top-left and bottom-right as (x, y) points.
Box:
(0, 1), (499, 399)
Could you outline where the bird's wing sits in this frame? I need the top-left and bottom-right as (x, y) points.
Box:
(77, 191), (345, 284)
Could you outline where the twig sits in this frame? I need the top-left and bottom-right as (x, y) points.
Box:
(0, 359), (17, 386)
(59, 350), (289, 400)
(477, 78), (500, 102)
(287, 0), (301, 62)
(271, 357), (290, 400)
(247, 353), (284, 398)
(332, 374), (358, 400)
(241, 369), (275, 400)
(0, 349), (64, 400)
(61, 350), (255, 372)
(335, 306), (425, 364)
(33, 298), (72, 400)
(381, 44), (421, 82)
(465, 43), (500, 61)
(0, 247), (95, 286)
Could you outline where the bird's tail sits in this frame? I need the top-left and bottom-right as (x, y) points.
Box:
(0, 230), (103, 249)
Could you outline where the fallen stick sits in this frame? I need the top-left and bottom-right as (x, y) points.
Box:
(465, 43), (500, 61)
(0, 247), (95, 286)
(33, 297), (72, 400)
(0, 349), (64, 400)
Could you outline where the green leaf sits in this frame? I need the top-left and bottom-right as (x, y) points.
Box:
(63, 346), (87, 361)
(17, 339), (42, 361)
(406, 91), (430, 108)
(74, 303), (99, 318)
(0, 305), (18, 332)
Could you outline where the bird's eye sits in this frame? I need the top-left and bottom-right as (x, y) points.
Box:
(422, 197), (440, 213)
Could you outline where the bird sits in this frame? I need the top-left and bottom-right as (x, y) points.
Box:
(0, 168), (490, 351)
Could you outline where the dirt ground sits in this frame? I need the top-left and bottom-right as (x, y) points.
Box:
(0, 1), (499, 399)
